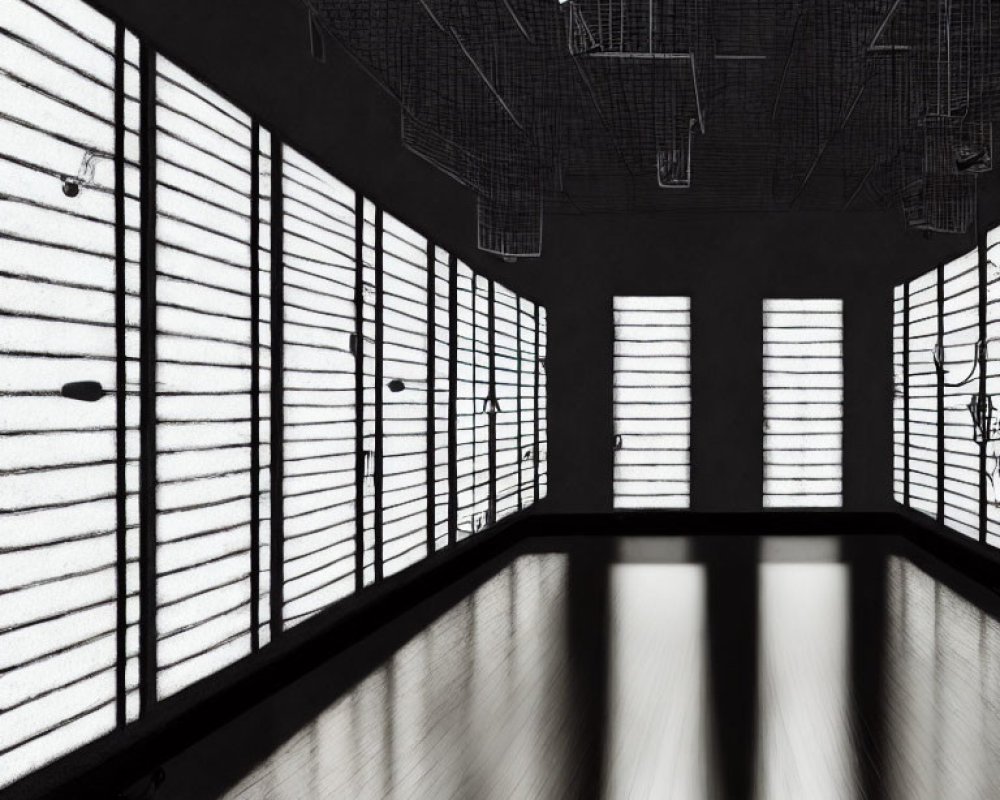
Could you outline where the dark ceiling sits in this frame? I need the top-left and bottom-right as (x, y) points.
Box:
(305, 0), (996, 255)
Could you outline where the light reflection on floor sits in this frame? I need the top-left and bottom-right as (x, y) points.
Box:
(194, 555), (575, 800)
(885, 556), (1000, 800)
(757, 556), (857, 800)
(156, 537), (1000, 800)
(603, 562), (710, 799)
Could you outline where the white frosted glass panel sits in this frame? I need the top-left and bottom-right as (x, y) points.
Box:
(155, 56), (254, 697)
(519, 298), (537, 507)
(763, 299), (843, 507)
(494, 284), (520, 521)
(941, 251), (979, 538)
(893, 284), (905, 504)
(122, 27), (142, 724)
(0, 0), (119, 785)
(986, 228), (1000, 545)
(538, 307), (548, 499)
(280, 145), (356, 627)
(257, 128), (272, 647)
(432, 247), (450, 549)
(381, 213), (427, 577)
(360, 200), (377, 586)
(614, 297), (691, 508)
(455, 264), (490, 539)
(908, 273), (939, 518)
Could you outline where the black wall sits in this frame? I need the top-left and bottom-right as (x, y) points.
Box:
(89, 0), (998, 514)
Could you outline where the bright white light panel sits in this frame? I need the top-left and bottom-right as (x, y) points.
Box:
(432, 247), (450, 550)
(538, 307), (548, 499)
(494, 284), (521, 521)
(154, 55), (255, 699)
(121, 29), (143, 723)
(455, 264), (491, 538)
(942, 251), (979, 538)
(280, 146), (356, 628)
(380, 213), (428, 577)
(0, 0), (119, 784)
(895, 233), (1000, 545)
(256, 129), (273, 647)
(986, 229), (1000, 546)
(763, 299), (843, 508)
(0, 0), (549, 784)
(519, 298), (537, 506)
(893, 284), (905, 505)
(907, 274), (939, 518)
(613, 297), (691, 509)
(361, 200), (377, 585)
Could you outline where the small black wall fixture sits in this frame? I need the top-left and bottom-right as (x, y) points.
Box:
(61, 381), (106, 402)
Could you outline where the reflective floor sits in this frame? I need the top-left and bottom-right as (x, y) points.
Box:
(155, 534), (1000, 800)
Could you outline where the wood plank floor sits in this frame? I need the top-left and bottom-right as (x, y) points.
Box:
(151, 535), (1000, 800)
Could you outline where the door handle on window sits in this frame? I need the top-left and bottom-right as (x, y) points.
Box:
(61, 381), (106, 402)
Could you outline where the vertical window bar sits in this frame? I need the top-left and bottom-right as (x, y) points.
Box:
(517, 297), (523, 511)
(138, 42), (158, 716)
(488, 282), (497, 525)
(426, 242), (436, 553)
(903, 283), (910, 505)
(354, 191), (365, 589)
(937, 263), (945, 523)
(980, 234), (988, 543)
(892, 286), (902, 505)
(374, 208), (384, 581)
(534, 305), (541, 501)
(249, 123), (261, 652)
(269, 144), (285, 638)
(448, 254), (458, 546)
(113, 22), (127, 728)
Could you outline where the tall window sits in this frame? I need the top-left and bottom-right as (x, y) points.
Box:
(538, 307), (548, 499)
(380, 213), (428, 577)
(519, 298), (538, 507)
(763, 299), (843, 508)
(0, 0), (548, 786)
(613, 297), (691, 509)
(279, 146), (357, 627)
(154, 56), (258, 698)
(893, 284), (905, 505)
(360, 199), (377, 584)
(986, 229), (1000, 546)
(455, 264), (491, 537)
(895, 237), (1000, 546)
(941, 251), (980, 538)
(432, 247), (451, 550)
(0, 0), (122, 781)
(494, 284), (521, 521)
(907, 273), (939, 518)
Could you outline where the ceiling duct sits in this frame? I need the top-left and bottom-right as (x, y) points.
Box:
(301, 0), (998, 251)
